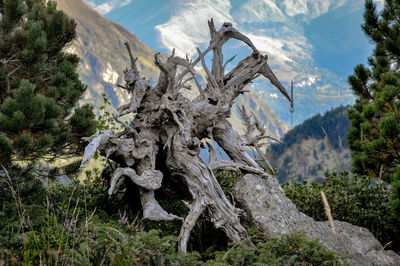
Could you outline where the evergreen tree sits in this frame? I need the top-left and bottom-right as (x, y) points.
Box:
(0, 0), (96, 169)
(347, 0), (400, 226)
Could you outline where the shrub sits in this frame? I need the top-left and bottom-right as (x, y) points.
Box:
(208, 229), (340, 265)
(0, 171), (342, 265)
(283, 172), (398, 251)
(0, 174), (202, 265)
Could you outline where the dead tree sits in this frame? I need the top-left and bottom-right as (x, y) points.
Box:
(81, 20), (293, 252)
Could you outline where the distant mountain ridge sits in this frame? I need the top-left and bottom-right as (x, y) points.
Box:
(267, 106), (352, 183)
(56, 0), (162, 109)
(55, 0), (288, 139)
(84, 0), (375, 126)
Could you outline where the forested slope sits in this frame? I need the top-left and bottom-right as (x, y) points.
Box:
(268, 106), (351, 183)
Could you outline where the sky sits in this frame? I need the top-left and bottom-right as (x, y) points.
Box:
(83, 0), (383, 125)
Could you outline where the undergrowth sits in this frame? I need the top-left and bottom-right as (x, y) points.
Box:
(284, 172), (399, 252)
(0, 169), (342, 265)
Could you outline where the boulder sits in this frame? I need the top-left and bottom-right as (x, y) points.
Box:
(41, 175), (73, 187)
(54, 175), (73, 186)
(233, 174), (400, 265)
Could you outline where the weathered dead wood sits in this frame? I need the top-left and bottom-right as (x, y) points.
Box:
(81, 20), (292, 252)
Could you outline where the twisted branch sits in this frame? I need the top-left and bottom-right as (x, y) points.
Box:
(81, 20), (293, 253)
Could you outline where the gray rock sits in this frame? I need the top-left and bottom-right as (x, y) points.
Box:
(54, 175), (73, 186)
(41, 175), (73, 187)
(233, 174), (400, 266)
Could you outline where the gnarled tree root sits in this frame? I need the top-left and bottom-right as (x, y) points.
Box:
(167, 144), (247, 252)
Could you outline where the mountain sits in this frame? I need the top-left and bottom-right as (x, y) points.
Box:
(55, 0), (161, 109)
(55, 0), (288, 139)
(84, 0), (383, 126)
(267, 106), (352, 183)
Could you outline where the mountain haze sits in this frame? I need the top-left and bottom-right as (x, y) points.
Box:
(84, 0), (376, 125)
(55, 0), (288, 138)
(268, 106), (352, 183)
(55, 0), (161, 109)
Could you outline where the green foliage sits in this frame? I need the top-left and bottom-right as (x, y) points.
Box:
(268, 106), (351, 183)
(347, 0), (400, 228)
(215, 171), (243, 195)
(209, 229), (340, 265)
(0, 174), (202, 265)
(0, 170), (341, 265)
(96, 93), (121, 132)
(0, 135), (12, 164)
(0, 0), (96, 167)
(283, 172), (399, 251)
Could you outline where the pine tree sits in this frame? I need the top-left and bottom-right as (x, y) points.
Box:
(0, 0), (96, 170)
(347, 0), (400, 228)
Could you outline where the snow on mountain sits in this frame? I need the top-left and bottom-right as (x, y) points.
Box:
(236, 0), (286, 23)
(280, 0), (343, 19)
(85, 0), (132, 14)
(155, 0), (234, 57)
(82, 0), (382, 125)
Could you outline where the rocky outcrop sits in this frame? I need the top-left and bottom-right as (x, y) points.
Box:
(233, 174), (400, 265)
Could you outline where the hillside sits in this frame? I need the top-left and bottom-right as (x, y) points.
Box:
(267, 106), (352, 183)
(86, 0), (366, 126)
(54, 0), (288, 139)
(55, 0), (161, 109)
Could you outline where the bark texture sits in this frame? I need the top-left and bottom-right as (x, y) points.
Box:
(81, 20), (291, 252)
(80, 21), (400, 264)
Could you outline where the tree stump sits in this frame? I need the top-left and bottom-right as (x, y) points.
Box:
(81, 19), (293, 252)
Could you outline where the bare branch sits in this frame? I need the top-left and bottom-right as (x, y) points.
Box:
(124, 41), (139, 74)
(175, 45), (214, 83)
(260, 63), (291, 102)
(239, 105), (256, 137)
(178, 197), (206, 252)
(183, 65), (204, 97)
(154, 52), (168, 74)
(197, 48), (219, 90)
(81, 21), (294, 254)
(208, 18), (217, 38)
(223, 55), (236, 73)
(207, 141), (217, 165)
